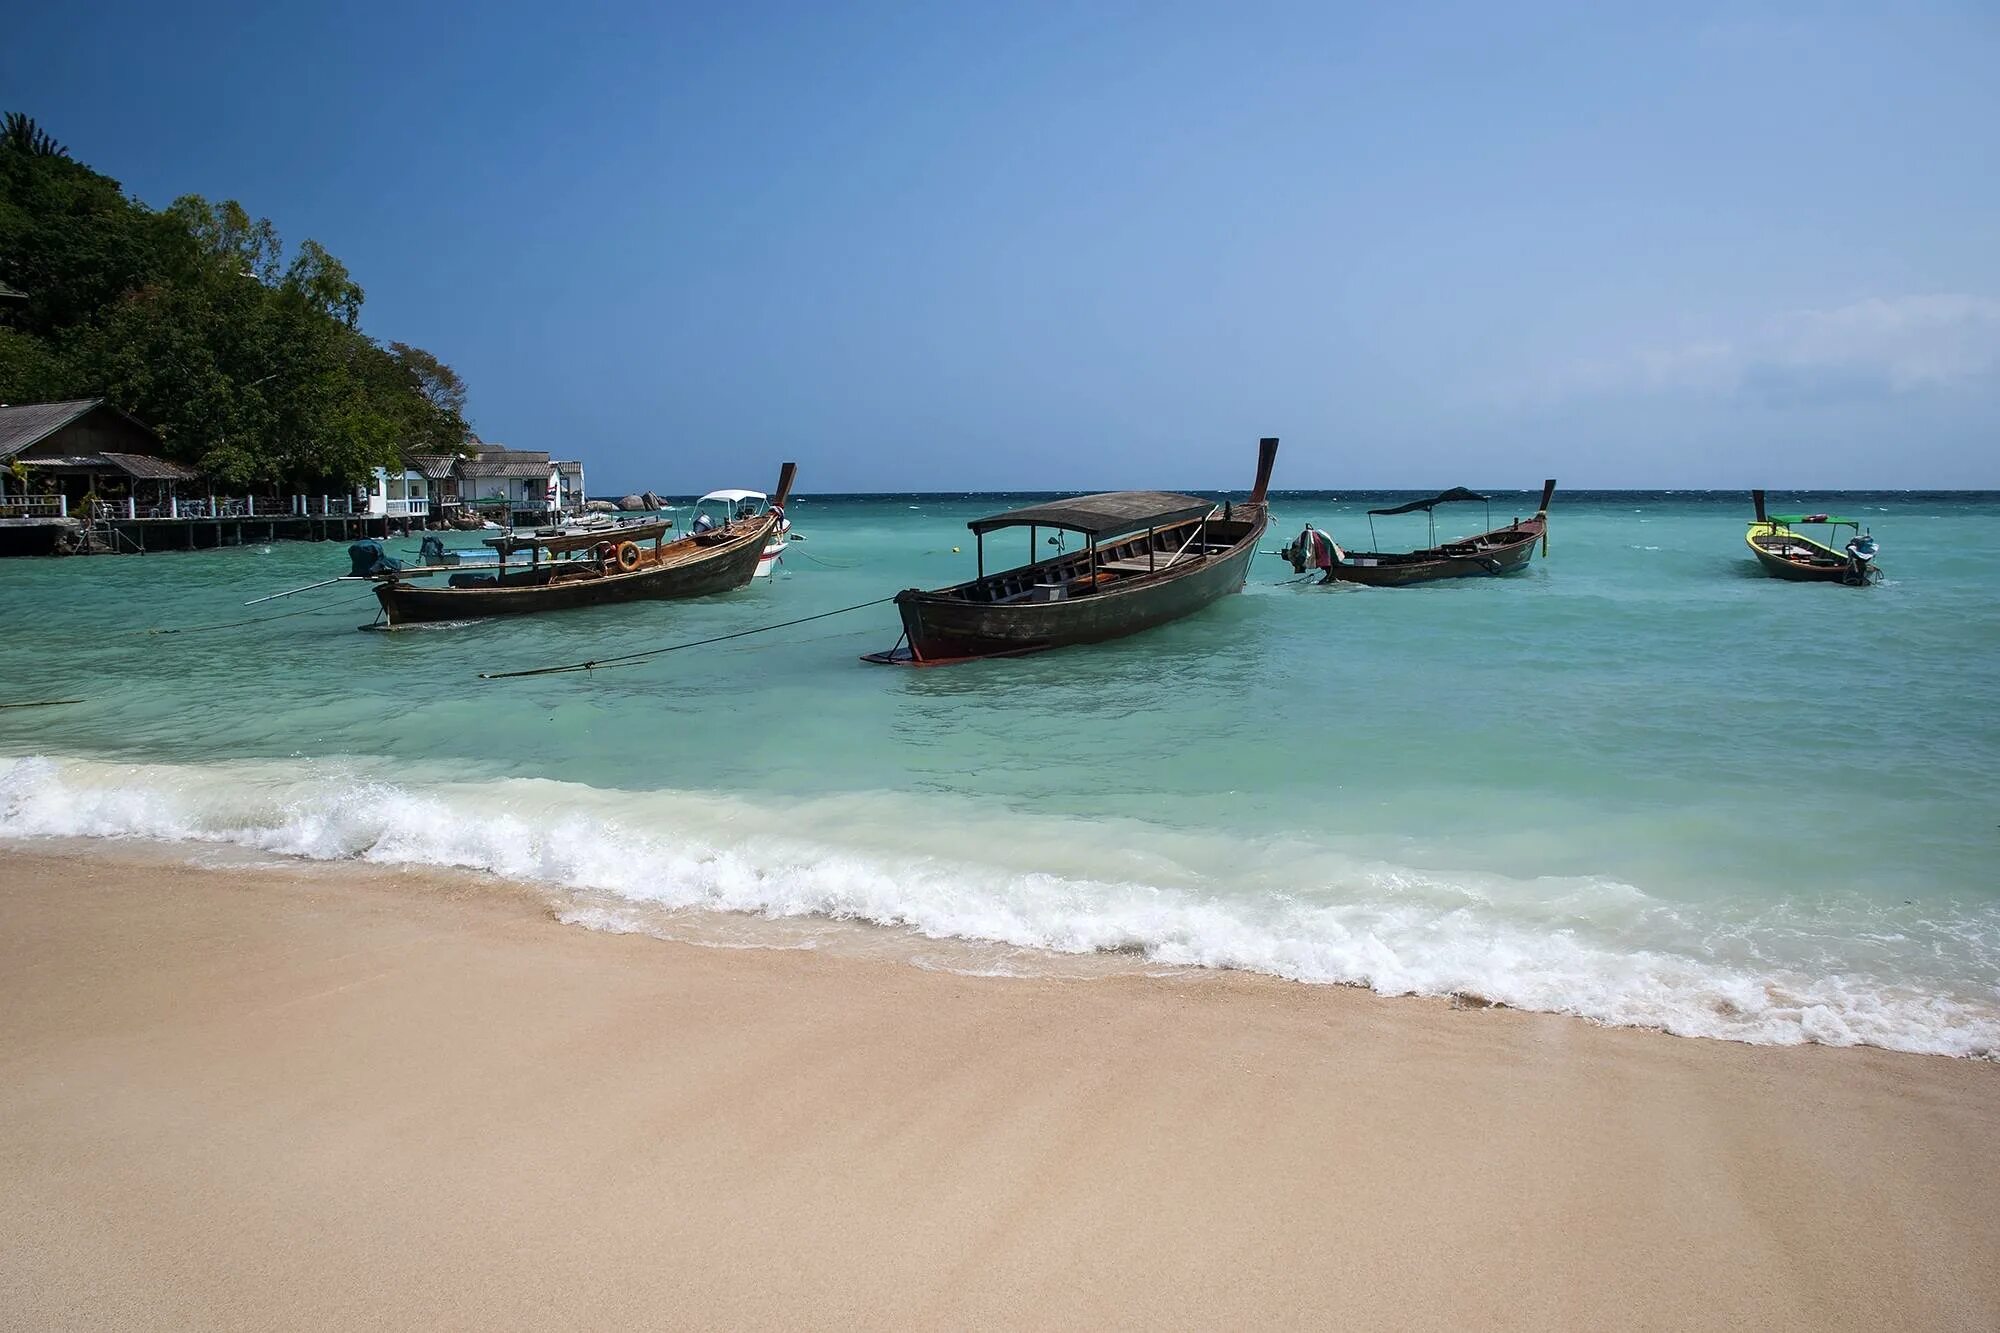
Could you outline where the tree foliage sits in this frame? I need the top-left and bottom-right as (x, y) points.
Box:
(1, 113), (67, 159)
(0, 114), (470, 486)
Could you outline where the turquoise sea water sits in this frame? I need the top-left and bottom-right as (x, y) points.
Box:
(2, 489), (1997, 1054)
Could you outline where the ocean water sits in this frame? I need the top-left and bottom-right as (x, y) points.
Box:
(2, 489), (1996, 1056)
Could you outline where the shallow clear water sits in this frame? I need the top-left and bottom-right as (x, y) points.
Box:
(2, 489), (1996, 1054)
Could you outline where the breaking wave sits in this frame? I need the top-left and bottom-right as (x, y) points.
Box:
(2, 752), (1995, 1058)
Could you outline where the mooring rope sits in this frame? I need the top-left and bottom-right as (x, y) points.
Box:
(480, 596), (894, 681)
(145, 591), (380, 636)
(0, 698), (83, 710)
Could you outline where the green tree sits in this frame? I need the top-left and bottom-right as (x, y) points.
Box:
(0, 325), (77, 400)
(166, 195), (282, 285)
(1, 113), (67, 159)
(0, 113), (474, 489)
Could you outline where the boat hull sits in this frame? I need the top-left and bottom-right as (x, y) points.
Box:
(1745, 527), (1877, 584)
(373, 519), (771, 626)
(886, 513), (1266, 662)
(1321, 521), (1544, 587)
(752, 519), (790, 578)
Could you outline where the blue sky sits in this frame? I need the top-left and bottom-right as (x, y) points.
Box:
(7, 2), (1997, 491)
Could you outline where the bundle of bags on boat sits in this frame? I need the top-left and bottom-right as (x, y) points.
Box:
(347, 540), (403, 577)
(1283, 526), (1344, 573)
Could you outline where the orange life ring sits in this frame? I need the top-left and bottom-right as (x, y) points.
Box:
(616, 540), (642, 571)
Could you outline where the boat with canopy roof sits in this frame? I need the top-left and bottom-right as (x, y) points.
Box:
(366, 463), (795, 626)
(1284, 480), (1555, 586)
(863, 437), (1278, 665)
(1745, 490), (1880, 584)
(691, 487), (790, 577)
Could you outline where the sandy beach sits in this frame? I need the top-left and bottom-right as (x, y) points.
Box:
(1, 845), (1995, 1331)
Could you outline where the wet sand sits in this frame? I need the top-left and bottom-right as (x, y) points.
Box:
(1, 844), (1995, 1330)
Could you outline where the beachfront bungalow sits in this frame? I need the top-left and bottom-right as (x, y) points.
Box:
(0, 398), (201, 522)
(361, 463), (435, 523)
(455, 446), (586, 525)
(0, 397), (451, 554)
(407, 453), (461, 520)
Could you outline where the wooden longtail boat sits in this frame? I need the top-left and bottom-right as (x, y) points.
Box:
(690, 488), (791, 578)
(1286, 481), (1555, 587)
(369, 464), (796, 627)
(1745, 490), (1880, 585)
(863, 438), (1279, 666)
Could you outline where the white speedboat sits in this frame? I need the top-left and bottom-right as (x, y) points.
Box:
(692, 488), (790, 577)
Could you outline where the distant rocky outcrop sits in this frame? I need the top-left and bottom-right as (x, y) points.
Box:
(583, 499), (617, 514)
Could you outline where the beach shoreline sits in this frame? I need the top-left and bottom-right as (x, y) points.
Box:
(3, 840), (1997, 1329)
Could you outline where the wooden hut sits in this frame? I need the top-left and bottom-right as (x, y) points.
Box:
(0, 399), (200, 518)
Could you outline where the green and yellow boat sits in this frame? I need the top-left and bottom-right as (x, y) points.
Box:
(1745, 490), (1880, 585)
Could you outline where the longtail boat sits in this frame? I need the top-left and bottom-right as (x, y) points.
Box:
(1284, 480), (1555, 586)
(1745, 490), (1879, 585)
(689, 487), (791, 578)
(369, 463), (796, 626)
(863, 437), (1278, 665)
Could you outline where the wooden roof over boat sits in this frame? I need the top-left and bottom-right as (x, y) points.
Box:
(967, 490), (1215, 538)
(484, 521), (670, 555)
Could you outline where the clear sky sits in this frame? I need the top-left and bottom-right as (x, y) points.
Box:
(7, 2), (1997, 491)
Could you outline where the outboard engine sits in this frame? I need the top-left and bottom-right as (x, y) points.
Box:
(1283, 530), (1309, 573)
(419, 533), (447, 564)
(347, 539), (402, 577)
(1843, 533), (1879, 585)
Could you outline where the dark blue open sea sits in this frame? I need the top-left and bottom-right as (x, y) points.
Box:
(2, 489), (1996, 1055)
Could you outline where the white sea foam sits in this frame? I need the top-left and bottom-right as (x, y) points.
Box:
(3, 752), (1996, 1058)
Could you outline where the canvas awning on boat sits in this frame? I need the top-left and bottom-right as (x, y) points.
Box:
(1367, 488), (1487, 516)
(967, 491), (1216, 539)
(1768, 513), (1859, 526)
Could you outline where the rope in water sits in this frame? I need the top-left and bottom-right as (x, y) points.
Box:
(145, 590), (380, 636)
(0, 698), (83, 710)
(480, 596), (894, 681)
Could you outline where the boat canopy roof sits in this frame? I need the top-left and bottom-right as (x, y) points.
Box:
(1368, 487), (1487, 516)
(696, 489), (767, 505)
(968, 490), (1215, 538)
(1768, 513), (1859, 527)
(485, 520), (671, 555)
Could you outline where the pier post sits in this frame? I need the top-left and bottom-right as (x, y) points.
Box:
(246, 495), (256, 517)
(126, 497), (136, 519)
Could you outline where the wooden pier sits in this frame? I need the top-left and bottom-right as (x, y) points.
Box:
(0, 496), (426, 558)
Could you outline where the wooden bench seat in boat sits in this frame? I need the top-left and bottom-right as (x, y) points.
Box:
(1097, 551), (1204, 575)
